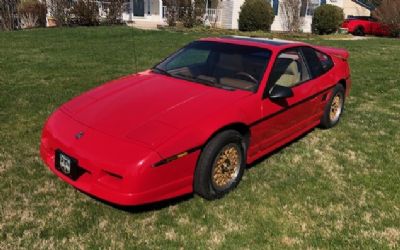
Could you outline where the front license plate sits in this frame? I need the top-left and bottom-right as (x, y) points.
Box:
(55, 150), (78, 180)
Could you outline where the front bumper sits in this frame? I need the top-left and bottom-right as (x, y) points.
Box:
(339, 28), (349, 34)
(40, 110), (199, 206)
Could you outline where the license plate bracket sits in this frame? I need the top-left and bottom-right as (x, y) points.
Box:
(55, 150), (79, 180)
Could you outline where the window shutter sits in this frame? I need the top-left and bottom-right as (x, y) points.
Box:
(273, 0), (279, 15)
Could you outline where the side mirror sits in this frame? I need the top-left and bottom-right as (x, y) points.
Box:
(269, 85), (293, 100)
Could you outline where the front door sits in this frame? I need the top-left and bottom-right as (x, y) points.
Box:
(133, 0), (145, 17)
(252, 47), (318, 152)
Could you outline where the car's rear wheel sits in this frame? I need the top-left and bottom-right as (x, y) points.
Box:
(194, 130), (246, 200)
(320, 84), (345, 129)
(354, 26), (365, 36)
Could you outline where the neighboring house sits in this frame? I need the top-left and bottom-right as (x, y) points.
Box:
(47, 0), (373, 32)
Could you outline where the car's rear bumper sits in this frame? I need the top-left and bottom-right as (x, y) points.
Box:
(40, 110), (199, 206)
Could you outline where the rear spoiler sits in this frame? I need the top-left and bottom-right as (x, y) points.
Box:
(315, 46), (350, 61)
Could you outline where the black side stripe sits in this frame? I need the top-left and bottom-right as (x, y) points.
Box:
(249, 85), (336, 127)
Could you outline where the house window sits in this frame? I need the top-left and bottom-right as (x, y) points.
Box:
(207, 0), (212, 8)
(271, 0), (279, 16)
(306, 0), (320, 16)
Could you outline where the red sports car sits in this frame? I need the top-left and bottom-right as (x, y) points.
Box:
(40, 37), (351, 206)
(341, 16), (390, 37)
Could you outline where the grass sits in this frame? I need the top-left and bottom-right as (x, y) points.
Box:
(0, 26), (399, 249)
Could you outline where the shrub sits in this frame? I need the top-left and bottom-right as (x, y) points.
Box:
(105, 0), (124, 25)
(164, 0), (179, 26)
(165, 6), (178, 26)
(182, 3), (196, 28)
(72, 0), (99, 26)
(239, 0), (274, 32)
(18, 0), (46, 29)
(312, 4), (344, 35)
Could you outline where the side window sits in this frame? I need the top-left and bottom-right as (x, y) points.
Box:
(301, 47), (333, 78)
(268, 49), (310, 88)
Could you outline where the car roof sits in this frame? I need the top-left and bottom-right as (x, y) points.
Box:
(200, 36), (308, 51)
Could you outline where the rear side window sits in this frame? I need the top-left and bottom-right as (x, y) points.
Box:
(301, 47), (333, 78)
(315, 50), (334, 72)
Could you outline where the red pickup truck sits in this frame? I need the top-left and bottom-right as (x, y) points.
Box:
(341, 16), (390, 37)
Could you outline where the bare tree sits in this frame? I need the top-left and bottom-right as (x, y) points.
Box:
(279, 0), (304, 32)
(0, 0), (20, 31)
(374, 0), (400, 36)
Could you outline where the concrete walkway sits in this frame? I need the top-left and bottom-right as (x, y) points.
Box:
(126, 20), (163, 30)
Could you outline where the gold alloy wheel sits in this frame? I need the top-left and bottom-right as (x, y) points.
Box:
(211, 143), (241, 191)
(330, 94), (342, 122)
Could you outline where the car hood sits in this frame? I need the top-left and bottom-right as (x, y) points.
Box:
(61, 71), (251, 148)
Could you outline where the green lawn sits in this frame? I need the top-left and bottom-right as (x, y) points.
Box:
(0, 26), (399, 249)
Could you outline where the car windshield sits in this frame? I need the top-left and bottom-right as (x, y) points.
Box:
(153, 41), (271, 91)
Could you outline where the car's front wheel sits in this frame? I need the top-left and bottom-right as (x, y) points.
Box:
(194, 130), (246, 200)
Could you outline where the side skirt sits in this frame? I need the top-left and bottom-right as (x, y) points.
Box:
(247, 113), (322, 164)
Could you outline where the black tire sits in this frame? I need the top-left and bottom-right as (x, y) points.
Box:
(353, 26), (365, 36)
(194, 130), (246, 200)
(320, 84), (345, 129)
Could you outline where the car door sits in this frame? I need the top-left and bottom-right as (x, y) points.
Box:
(251, 47), (333, 153)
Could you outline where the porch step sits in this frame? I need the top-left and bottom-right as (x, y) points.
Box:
(126, 20), (164, 30)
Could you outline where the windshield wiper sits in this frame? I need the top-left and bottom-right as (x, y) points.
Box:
(153, 69), (235, 91)
(174, 73), (235, 91)
(152, 67), (173, 77)
(193, 76), (235, 91)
